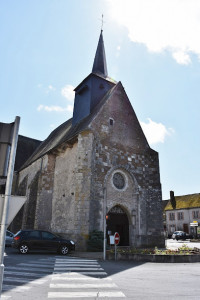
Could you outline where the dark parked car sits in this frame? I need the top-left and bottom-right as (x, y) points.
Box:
(172, 231), (193, 241)
(5, 230), (14, 246)
(12, 229), (75, 255)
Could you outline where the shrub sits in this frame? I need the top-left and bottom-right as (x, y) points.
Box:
(87, 230), (104, 252)
(107, 244), (198, 255)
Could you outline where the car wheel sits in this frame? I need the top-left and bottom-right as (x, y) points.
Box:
(60, 245), (69, 255)
(19, 244), (29, 254)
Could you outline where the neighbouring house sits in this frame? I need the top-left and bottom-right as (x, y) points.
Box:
(10, 30), (165, 250)
(164, 193), (200, 237)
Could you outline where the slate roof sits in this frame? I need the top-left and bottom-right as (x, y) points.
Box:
(20, 83), (118, 171)
(15, 135), (41, 171)
(92, 30), (108, 77)
(164, 193), (200, 210)
(74, 72), (116, 92)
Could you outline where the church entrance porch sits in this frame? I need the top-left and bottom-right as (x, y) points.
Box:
(106, 205), (129, 246)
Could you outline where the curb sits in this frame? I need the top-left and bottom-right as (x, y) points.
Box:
(107, 253), (200, 263)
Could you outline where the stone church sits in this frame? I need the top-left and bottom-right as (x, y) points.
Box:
(11, 30), (164, 250)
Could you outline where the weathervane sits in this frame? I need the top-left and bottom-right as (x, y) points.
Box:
(100, 14), (105, 31)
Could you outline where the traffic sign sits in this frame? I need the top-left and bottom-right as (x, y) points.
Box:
(114, 232), (120, 245)
(0, 195), (26, 226)
(190, 223), (198, 227)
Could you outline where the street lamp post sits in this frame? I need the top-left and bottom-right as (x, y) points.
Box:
(0, 116), (20, 296)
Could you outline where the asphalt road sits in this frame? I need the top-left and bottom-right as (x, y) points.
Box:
(1, 246), (200, 299)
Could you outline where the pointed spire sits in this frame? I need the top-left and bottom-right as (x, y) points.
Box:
(92, 30), (108, 77)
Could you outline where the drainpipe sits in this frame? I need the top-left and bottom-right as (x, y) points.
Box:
(137, 193), (141, 236)
(103, 187), (107, 261)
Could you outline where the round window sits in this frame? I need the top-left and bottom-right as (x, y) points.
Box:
(113, 172), (125, 190)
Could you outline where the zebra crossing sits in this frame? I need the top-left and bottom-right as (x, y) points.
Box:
(48, 257), (126, 298)
(1, 256), (126, 299)
(2, 257), (55, 298)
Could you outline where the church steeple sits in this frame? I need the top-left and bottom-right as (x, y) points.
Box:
(92, 30), (108, 77)
(72, 30), (115, 126)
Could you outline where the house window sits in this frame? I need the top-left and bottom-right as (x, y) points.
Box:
(177, 212), (184, 220)
(192, 211), (199, 219)
(169, 213), (175, 221)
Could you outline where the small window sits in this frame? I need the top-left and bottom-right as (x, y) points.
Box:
(113, 172), (125, 190)
(177, 212), (184, 220)
(192, 211), (199, 219)
(109, 118), (114, 126)
(77, 85), (88, 95)
(99, 83), (104, 89)
(169, 213), (175, 221)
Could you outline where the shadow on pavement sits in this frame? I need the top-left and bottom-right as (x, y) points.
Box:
(2, 246), (144, 295)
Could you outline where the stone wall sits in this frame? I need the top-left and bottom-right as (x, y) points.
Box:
(51, 132), (94, 250)
(11, 154), (54, 232)
(34, 154), (55, 230)
(51, 142), (78, 238)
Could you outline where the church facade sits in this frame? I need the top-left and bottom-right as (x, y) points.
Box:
(12, 31), (165, 250)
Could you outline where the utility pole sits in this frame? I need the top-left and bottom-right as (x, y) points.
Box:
(0, 116), (20, 295)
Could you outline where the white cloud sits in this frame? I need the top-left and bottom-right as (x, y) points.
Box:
(37, 84), (75, 114)
(37, 104), (73, 113)
(48, 85), (56, 91)
(140, 118), (174, 145)
(66, 105), (73, 112)
(45, 85), (56, 94)
(172, 51), (191, 65)
(38, 83), (56, 93)
(61, 85), (75, 101)
(107, 0), (200, 64)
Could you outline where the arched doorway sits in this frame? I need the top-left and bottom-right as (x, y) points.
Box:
(107, 205), (129, 246)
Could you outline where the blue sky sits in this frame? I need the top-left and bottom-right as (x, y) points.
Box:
(0, 0), (199, 200)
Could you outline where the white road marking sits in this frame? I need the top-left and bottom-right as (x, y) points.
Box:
(55, 258), (98, 262)
(51, 276), (112, 281)
(3, 277), (47, 284)
(54, 267), (104, 271)
(53, 271), (108, 275)
(48, 291), (126, 298)
(19, 263), (54, 268)
(55, 261), (99, 266)
(4, 271), (47, 277)
(49, 258), (126, 298)
(2, 259), (54, 297)
(3, 285), (30, 291)
(6, 266), (50, 273)
(50, 282), (117, 288)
